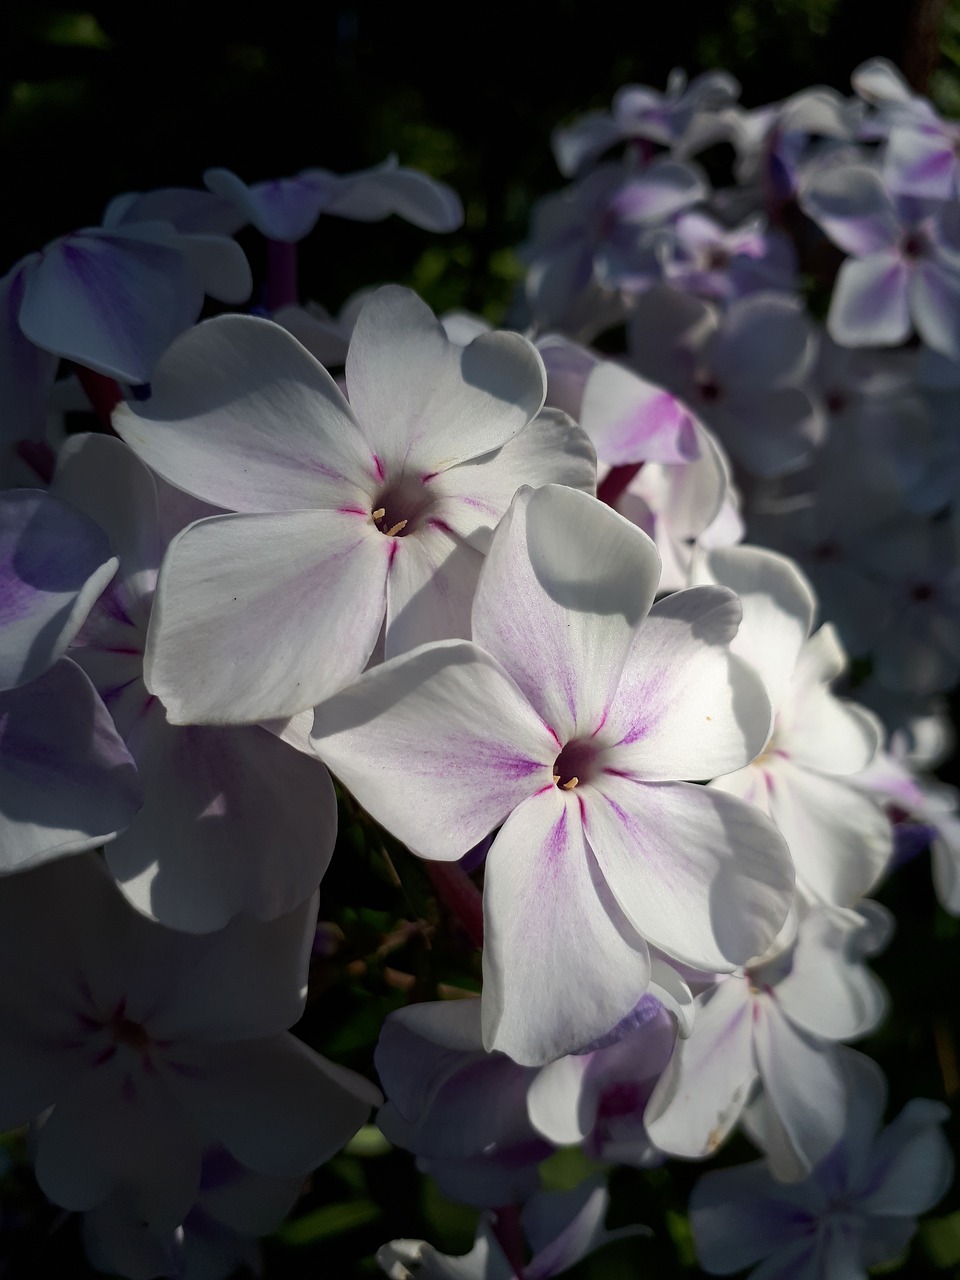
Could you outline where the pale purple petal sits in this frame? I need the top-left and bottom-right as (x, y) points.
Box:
(324, 159), (464, 232)
(176, 232), (253, 305)
(604, 585), (774, 781)
(706, 293), (814, 389)
(0, 659), (142, 869)
(799, 164), (901, 256)
(580, 362), (699, 466)
(472, 485), (661, 741)
(0, 489), (118, 690)
(54, 433), (161, 628)
(690, 1161), (823, 1273)
(145, 894), (318, 1044)
(345, 286), (546, 473)
(145, 509), (388, 723)
(481, 787), (651, 1066)
(203, 168), (329, 242)
(909, 260), (960, 359)
(113, 315), (375, 512)
(859, 1098), (953, 1215)
(827, 254), (911, 348)
(884, 126), (956, 200)
(0, 257), (59, 446)
(696, 544), (816, 711)
(552, 112), (622, 176)
(312, 641), (556, 861)
(583, 777), (793, 970)
(19, 229), (202, 383)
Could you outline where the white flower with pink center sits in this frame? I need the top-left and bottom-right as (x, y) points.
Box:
(113, 285), (595, 725)
(312, 484), (793, 1066)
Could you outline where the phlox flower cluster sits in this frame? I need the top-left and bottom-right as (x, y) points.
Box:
(1, 57), (958, 1280)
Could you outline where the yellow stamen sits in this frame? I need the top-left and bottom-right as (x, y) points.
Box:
(562, 776), (579, 789)
(372, 507), (386, 520)
(552, 774), (561, 784)
(385, 519), (408, 537)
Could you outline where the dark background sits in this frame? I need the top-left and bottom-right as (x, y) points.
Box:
(2, 3), (959, 1277)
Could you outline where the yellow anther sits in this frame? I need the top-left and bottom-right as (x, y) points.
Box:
(562, 776), (579, 789)
(372, 507), (386, 520)
(385, 519), (408, 537)
(552, 774), (561, 784)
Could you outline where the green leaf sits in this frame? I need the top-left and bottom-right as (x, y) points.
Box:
(276, 1199), (380, 1245)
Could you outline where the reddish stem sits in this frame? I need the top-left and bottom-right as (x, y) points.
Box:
(597, 462), (643, 508)
(266, 239), (299, 312)
(15, 439), (56, 485)
(492, 1204), (527, 1276)
(75, 365), (122, 429)
(423, 861), (484, 949)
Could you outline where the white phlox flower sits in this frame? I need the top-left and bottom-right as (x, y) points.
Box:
(313, 484), (793, 1066)
(698, 544), (893, 906)
(689, 1048), (954, 1279)
(113, 285), (595, 725)
(0, 855), (380, 1232)
(51, 432), (339, 933)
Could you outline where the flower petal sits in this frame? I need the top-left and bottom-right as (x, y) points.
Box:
(0, 489), (118, 690)
(106, 709), (337, 932)
(644, 979), (756, 1158)
(0, 659), (142, 869)
(312, 641), (556, 860)
(385, 523), (484, 659)
(827, 255), (911, 348)
(481, 788), (651, 1066)
(584, 776), (793, 970)
(604, 585), (774, 781)
(345, 285), (546, 473)
(164, 1034), (380, 1177)
(113, 315), (374, 512)
(473, 485), (661, 741)
(145, 510), (388, 723)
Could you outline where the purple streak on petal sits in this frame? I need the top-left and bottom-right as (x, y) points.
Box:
(579, 992), (664, 1052)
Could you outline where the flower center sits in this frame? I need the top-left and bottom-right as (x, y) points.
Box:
(552, 739), (600, 789)
(110, 1012), (150, 1051)
(370, 476), (435, 538)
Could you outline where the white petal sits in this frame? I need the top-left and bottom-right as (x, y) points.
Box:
(385, 523), (484, 658)
(605, 586), (774, 781)
(481, 787), (651, 1066)
(584, 776), (794, 970)
(472, 484), (660, 740)
(431, 408), (597, 551)
(753, 1005), (847, 1181)
(859, 1098), (953, 1215)
(645, 979), (757, 1158)
(527, 1054), (593, 1144)
(54, 433), (160, 628)
(106, 710), (337, 932)
(345, 285), (545, 473)
(694, 544), (815, 711)
(766, 762), (892, 905)
(35, 1061), (201, 1228)
(145, 509), (388, 723)
(164, 1034), (379, 1176)
(113, 314), (375, 512)
(580, 362), (698, 466)
(312, 641), (556, 860)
